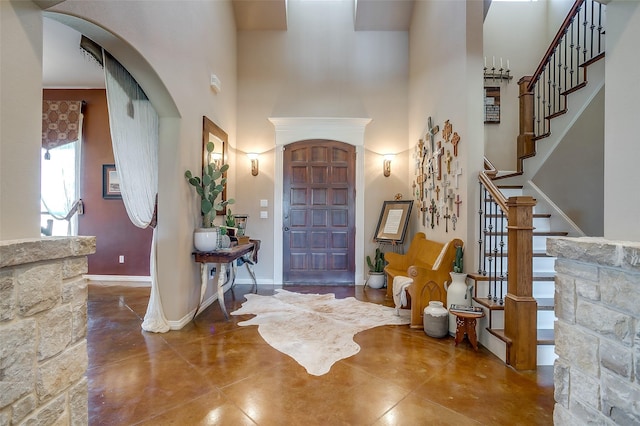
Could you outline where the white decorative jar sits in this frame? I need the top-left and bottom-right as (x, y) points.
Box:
(193, 228), (219, 252)
(367, 272), (385, 289)
(445, 272), (471, 335)
(423, 301), (448, 338)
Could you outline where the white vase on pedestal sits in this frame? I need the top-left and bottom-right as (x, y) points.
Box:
(193, 228), (219, 252)
(445, 272), (471, 335)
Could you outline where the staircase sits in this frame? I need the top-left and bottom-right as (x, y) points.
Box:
(468, 185), (568, 366)
(474, 0), (606, 368)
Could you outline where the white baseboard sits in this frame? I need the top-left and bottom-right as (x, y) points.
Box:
(85, 275), (151, 286)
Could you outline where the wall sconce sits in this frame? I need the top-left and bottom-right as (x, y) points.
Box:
(210, 152), (222, 169)
(383, 154), (395, 177)
(247, 153), (259, 176)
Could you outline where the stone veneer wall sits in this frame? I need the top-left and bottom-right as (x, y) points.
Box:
(0, 237), (96, 425)
(548, 237), (640, 425)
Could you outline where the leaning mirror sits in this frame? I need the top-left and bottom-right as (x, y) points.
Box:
(202, 116), (228, 215)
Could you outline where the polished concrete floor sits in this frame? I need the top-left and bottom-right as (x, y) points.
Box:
(87, 282), (554, 425)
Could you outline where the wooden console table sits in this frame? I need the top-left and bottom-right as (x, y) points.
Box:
(193, 240), (260, 320)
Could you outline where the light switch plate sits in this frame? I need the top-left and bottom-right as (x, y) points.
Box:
(260, 199), (268, 207)
(260, 210), (268, 219)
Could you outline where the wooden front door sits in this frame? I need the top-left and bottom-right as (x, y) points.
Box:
(283, 140), (356, 284)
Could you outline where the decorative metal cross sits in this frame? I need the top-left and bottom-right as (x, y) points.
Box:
(436, 141), (444, 180)
(429, 199), (437, 229)
(451, 132), (461, 156)
(453, 160), (463, 189)
(443, 207), (451, 233)
(447, 188), (455, 210)
(434, 185), (441, 201)
(426, 116), (439, 153)
(455, 194), (463, 217)
(421, 199), (429, 227)
(442, 119), (452, 142)
(451, 213), (458, 231)
(445, 150), (453, 174)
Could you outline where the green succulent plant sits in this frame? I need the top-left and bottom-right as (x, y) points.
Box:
(366, 248), (385, 273)
(185, 141), (235, 228)
(453, 244), (464, 273)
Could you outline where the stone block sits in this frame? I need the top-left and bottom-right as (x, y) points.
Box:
(623, 245), (640, 272)
(61, 277), (87, 305)
(554, 360), (570, 407)
(555, 320), (600, 376)
(635, 333), (640, 384)
(71, 302), (87, 344)
(0, 270), (15, 322)
(553, 404), (584, 426)
(0, 319), (36, 408)
(69, 377), (88, 426)
(0, 237), (96, 268)
(36, 341), (87, 403)
(602, 371), (640, 425)
(0, 409), (9, 426)
(576, 277), (601, 301)
(600, 268), (640, 317)
(570, 397), (612, 425)
(576, 300), (633, 346)
(600, 339), (632, 379)
(17, 263), (61, 317)
(555, 274), (576, 323)
(37, 305), (72, 361)
(548, 237), (624, 268)
(62, 257), (88, 280)
(571, 368), (600, 409)
(21, 394), (66, 425)
(11, 393), (36, 425)
(555, 258), (599, 282)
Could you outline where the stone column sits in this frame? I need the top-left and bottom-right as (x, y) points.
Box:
(0, 237), (96, 425)
(548, 237), (640, 425)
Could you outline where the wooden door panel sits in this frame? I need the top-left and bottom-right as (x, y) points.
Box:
(283, 140), (355, 284)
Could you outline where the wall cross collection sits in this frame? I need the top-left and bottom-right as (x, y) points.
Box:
(414, 117), (462, 232)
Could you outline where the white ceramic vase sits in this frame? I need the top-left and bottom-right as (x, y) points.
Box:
(367, 272), (386, 289)
(445, 272), (471, 335)
(423, 301), (449, 338)
(193, 228), (219, 252)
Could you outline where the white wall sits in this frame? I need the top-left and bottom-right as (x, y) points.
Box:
(236, 0), (409, 281)
(49, 0), (238, 322)
(604, 1), (640, 242)
(0, 0), (43, 240)
(483, 0), (574, 171)
(408, 0), (484, 270)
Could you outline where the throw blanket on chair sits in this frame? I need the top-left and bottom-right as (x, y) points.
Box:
(393, 276), (413, 315)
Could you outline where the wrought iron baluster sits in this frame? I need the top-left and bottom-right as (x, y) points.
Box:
(570, 18), (575, 88)
(582, 2), (588, 63)
(590, 0), (595, 59)
(499, 208), (505, 305)
(597, 2), (603, 55)
(487, 193), (494, 300)
(492, 202), (498, 303)
(478, 182), (483, 275)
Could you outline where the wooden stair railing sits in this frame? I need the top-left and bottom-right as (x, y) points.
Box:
(475, 170), (538, 369)
(517, 0), (606, 173)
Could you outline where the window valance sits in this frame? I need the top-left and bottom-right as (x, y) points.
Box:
(42, 100), (84, 154)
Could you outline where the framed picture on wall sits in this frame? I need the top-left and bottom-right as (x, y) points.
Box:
(484, 86), (501, 123)
(102, 164), (121, 199)
(373, 200), (414, 244)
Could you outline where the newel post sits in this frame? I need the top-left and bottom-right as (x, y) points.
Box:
(504, 196), (537, 370)
(517, 76), (535, 173)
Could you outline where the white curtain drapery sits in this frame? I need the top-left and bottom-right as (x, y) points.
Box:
(40, 127), (83, 236)
(103, 51), (169, 333)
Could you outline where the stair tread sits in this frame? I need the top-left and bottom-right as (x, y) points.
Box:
(487, 328), (554, 345)
(485, 213), (552, 218)
(468, 271), (556, 281)
(485, 231), (568, 237)
(473, 296), (554, 310)
(483, 249), (554, 257)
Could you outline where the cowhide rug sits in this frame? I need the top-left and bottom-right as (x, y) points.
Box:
(230, 289), (410, 376)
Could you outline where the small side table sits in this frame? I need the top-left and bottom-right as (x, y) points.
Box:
(193, 240), (260, 320)
(451, 310), (485, 351)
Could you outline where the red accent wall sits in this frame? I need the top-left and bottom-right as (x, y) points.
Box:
(44, 89), (152, 276)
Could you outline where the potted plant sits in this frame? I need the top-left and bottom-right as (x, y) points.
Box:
(185, 141), (235, 251)
(366, 248), (386, 289)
